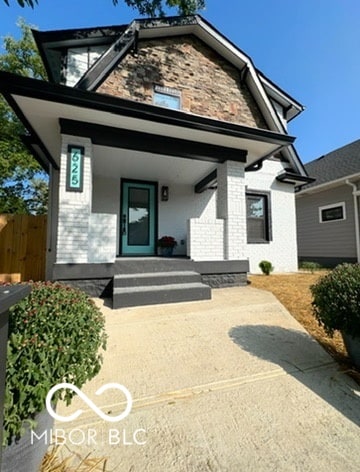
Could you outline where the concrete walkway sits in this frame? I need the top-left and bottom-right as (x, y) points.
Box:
(55, 287), (360, 471)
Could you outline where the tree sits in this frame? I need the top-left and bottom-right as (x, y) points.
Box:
(0, 19), (48, 214)
(3, 0), (205, 16)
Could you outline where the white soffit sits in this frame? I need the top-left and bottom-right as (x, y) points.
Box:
(13, 94), (284, 167)
(92, 145), (215, 184)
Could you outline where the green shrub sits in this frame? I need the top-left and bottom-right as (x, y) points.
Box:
(300, 261), (322, 273)
(259, 260), (274, 276)
(310, 263), (360, 337)
(3, 281), (107, 445)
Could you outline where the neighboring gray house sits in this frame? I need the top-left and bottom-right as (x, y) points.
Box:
(296, 139), (360, 267)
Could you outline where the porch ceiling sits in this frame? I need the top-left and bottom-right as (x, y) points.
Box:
(92, 145), (216, 184)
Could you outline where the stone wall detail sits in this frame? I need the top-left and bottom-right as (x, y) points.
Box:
(98, 36), (267, 129)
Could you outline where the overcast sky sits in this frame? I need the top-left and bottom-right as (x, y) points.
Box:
(1, 0), (359, 163)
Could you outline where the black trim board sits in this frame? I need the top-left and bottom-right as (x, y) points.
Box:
(51, 259), (249, 280)
(276, 171), (315, 185)
(76, 22), (138, 91)
(195, 169), (217, 193)
(194, 260), (249, 274)
(0, 285), (31, 314)
(60, 119), (249, 164)
(246, 189), (272, 243)
(2, 91), (58, 170)
(52, 263), (115, 280)
(0, 71), (295, 147)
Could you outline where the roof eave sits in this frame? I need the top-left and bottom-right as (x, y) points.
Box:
(297, 171), (360, 195)
(0, 71), (295, 171)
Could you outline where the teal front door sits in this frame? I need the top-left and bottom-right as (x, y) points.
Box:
(120, 181), (157, 255)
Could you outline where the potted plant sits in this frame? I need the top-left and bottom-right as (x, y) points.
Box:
(1, 281), (107, 472)
(310, 263), (360, 369)
(157, 236), (177, 257)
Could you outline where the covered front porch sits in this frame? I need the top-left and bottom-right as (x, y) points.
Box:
(53, 111), (292, 268)
(0, 72), (295, 306)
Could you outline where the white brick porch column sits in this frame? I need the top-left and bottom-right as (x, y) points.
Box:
(217, 160), (247, 260)
(56, 135), (93, 263)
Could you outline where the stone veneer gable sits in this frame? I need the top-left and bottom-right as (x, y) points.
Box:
(97, 35), (267, 129)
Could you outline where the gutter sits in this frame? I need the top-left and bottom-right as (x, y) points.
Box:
(346, 180), (360, 263)
(297, 171), (360, 195)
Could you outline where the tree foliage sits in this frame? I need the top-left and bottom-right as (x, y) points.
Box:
(0, 19), (48, 214)
(3, 0), (205, 16)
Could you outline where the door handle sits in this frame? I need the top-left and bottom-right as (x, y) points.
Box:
(122, 214), (127, 235)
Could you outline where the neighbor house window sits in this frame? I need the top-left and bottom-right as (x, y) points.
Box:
(246, 191), (272, 243)
(319, 202), (346, 223)
(153, 85), (181, 110)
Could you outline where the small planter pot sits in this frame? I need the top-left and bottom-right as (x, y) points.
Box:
(2, 407), (54, 472)
(342, 332), (360, 370)
(160, 246), (174, 257)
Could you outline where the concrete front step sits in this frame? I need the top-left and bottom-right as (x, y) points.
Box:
(113, 270), (201, 288)
(114, 258), (194, 274)
(113, 282), (211, 308)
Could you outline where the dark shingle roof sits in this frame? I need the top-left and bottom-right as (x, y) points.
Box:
(303, 139), (360, 189)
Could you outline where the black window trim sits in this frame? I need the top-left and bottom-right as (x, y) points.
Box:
(246, 189), (272, 244)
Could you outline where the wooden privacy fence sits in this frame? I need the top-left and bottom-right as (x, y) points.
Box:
(0, 214), (47, 282)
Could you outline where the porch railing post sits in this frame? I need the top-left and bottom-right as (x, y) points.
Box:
(0, 285), (31, 465)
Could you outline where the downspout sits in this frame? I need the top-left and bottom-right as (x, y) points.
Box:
(346, 180), (360, 263)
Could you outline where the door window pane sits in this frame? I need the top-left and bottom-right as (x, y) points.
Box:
(128, 187), (150, 246)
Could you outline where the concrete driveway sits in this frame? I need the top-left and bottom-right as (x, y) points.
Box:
(54, 286), (360, 471)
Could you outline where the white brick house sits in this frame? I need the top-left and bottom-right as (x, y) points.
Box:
(0, 15), (312, 307)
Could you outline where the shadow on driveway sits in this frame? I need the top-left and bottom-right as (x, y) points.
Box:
(229, 325), (360, 428)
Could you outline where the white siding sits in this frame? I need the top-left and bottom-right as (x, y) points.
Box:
(56, 136), (117, 264)
(245, 159), (298, 273)
(92, 176), (120, 254)
(188, 219), (224, 260)
(91, 177), (217, 256)
(56, 136), (93, 263)
(88, 213), (117, 263)
(158, 183), (216, 256)
(216, 160), (246, 260)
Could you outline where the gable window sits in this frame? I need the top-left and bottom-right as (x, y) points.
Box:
(246, 191), (272, 243)
(66, 45), (107, 86)
(153, 85), (181, 110)
(319, 202), (346, 223)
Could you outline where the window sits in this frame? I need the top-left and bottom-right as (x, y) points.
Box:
(66, 45), (107, 86)
(246, 191), (272, 243)
(319, 202), (346, 223)
(153, 85), (181, 110)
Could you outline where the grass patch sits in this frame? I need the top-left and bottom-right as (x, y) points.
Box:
(41, 443), (108, 471)
(249, 272), (349, 363)
(250, 272), (360, 384)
